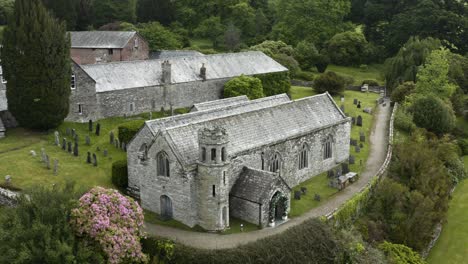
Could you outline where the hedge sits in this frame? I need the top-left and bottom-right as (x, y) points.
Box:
(255, 71), (291, 97)
(118, 120), (145, 144)
(111, 160), (128, 190)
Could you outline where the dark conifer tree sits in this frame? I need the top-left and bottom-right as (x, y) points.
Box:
(1, 0), (71, 130)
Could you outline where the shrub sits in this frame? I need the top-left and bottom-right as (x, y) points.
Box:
(362, 79), (380, 86)
(314, 71), (345, 95)
(70, 187), (147, 264)
(378, 241), (426, 264)
(394, 108), (416, 133)
(112, 160), (128, 190)
(294, 40), (319, 70)
(272, 53), (300, 77)
(342, 75), (355, 87)
(256, 72), (291, 96)
(391, 82), (416, 104)
(118, 120), (145, 144)
(224, 75), (264, 99)
(294, 71), (314, 81)
(327, 31), (369, 66)
(411, 95), (456, 135)
(459, 138), (468, 156)
(315, 53), (330, 73)
(137, 21), (184, 51)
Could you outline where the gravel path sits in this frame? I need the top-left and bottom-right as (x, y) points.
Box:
(144, 99), (392, 250)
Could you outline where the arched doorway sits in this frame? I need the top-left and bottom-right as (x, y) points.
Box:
(269, 192), (288, 224)
(160, 195), (173, 220)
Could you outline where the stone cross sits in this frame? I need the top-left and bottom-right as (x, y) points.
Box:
(53, 159), (58, 175)
(356, 115), (363, 127)
(92, 153), (97, 167)
(54, 131), (60, 146)
(86, 152), (92, 164)
(85, 135), (91, 146)
(109, 132), (114, 144)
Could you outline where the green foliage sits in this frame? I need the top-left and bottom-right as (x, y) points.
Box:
(294, 40), (320, 70)
(92, 0), (137, 27)
(0, 182), (106, 263)
(327, 31), (370, 66)
(415, 48), (458, 100)
(249, 40), (294, 57)
(384, 37), (442, 90)
(111, 160), (128, 190)
(194, 16), (225, 48)
(314, 71), (345, 95)
(391, 82), (416, 104)
(1, 0), (71, 129)
(271, 53), (300, 77)
(378, 241), (426, 264)
(294, 71), (315, 81)
(459, 138), (468, 156)
(223, 75), (264, 100)
(137, 0), (176, 25)
(448, 53), (468, 94)
(394, 108), (416, 134)
(117, 120), (145, 144)
(137, 21), (184, 51)
(411, 95), (455, 135)
(0, 0), (14, 25)
(41, 0), (78, 30)
(256, 71), (291, 97)
(361, 79), (379, 86)
(142, 238), (175, 264)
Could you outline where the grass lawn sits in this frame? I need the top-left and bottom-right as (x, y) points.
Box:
(326, 64), (385, 85)
(289, 87), (380, 217)
(427, 156), (468, 264)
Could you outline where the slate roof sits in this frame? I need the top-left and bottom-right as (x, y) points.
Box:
(231, 167), (289, 204)
(190, 95), (249, 112)
(69, 31), (136, 49)
(148, 93), (348, 167)
(79, 51), (288, 93)
(149, 50), (205, 60)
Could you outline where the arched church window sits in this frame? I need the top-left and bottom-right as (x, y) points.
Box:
(221, 147), (226, 162)
(157, 151), (170, 177)
(211, 148), (217, 161)
(139, 143), (148, 161)
(201, 147), (206, 162)
(270, 153), (281, 173)
(299, 144), (308, 169)
(323, 135), (333, 160)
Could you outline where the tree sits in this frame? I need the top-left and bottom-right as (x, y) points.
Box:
(448, 53), (468, 94)
(0, 0), (14, 25)
(327, 31), (370, 66)
(384, 37), (441, 91)
(137, 22), (183, 51)
(224, 22), (241, 51)
(0, 182), (105, 263)
(391, 82), (416, 104)
(411, 96), (455, 135)
(378, 241), (426, 264)
(249, 40), (300, 76)
(93, 0), (137, 27)
(137, 0), (176, 25)
(224, 75), (264, 99)
(294, 40), (319, 70)
(229, 2), (256, 38)
(42, 0), (78, 30)
(314, 72), (345, 95)
(1, 0), (71, 129)
(194, 16), (225, 48)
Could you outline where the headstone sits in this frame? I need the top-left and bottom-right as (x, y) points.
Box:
(30, 150), (37, 157)
(356, 115), (363, 127)
(342, 163), (350, 174)
(351, 117), (356, 125)
(300, 187), (307, 195)
(314, 194), (321, 202)
(340, 104), (345, 112)
(5, 175), (11, 185)
(103, 149), (108, 157)
(85, 135), (91, 146)
(340, 96), (344, 103)
(349, 155), (355, 164)
(54, 131), (60, 146)
(95, 123), (101, 136)
(357, 101), (361, 109)
(86, 152), (92, 164)
(96, 146), (100, 152)
(92, 153), (97, 167)
(350, 139), (357, 146)
(73, 142), (79, 156)
(115, 139), (119, 149)
(110, 132), (115, 144)
(53, 159), (58, 175)
(89, 119), (93, 132)
(294, 191), (301, 200)
(353, 98), (358, 105)
(66, 128), (71, 136)
(62, 138), (67, 150)
(71, 129), (76, 138)
(74, 134), (79, 143)
(67, 142), (72, 153)
(355, 145), (361, 153)
(45, 155), (50, 170)
(360, 134), (366, 142)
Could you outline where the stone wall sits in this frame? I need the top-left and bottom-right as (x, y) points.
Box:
(229, 196), (262, 226)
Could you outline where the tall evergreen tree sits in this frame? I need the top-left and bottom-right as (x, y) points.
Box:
(42, 0), (78, 30)
(1, 0), (71, 129)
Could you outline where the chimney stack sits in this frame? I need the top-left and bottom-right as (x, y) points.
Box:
(161, 60), (172, 84)
(200, 63), (206, 81)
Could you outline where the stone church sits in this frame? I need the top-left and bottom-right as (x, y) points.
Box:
(68, 51), (287, 123)
(127, 93), (351, 230)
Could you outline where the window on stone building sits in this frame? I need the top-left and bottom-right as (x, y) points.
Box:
(299, 144), (308, 170)
(129, 102), (135, 112)
(201, 147), (206, 162)
(212, 185), (216, 197)
(78, 104), (83, 115)
(223, 171), (226, 185)
(323, 135), (333, 160)
(221, 147), (226, 162)
(151, 99), (156, 109)
(134, 38), (139, 49)
(211, 148), (216, 161)
(270, 153), (280, 173)
(261, 152), (265, 170)
(108, 49), (113, 55)
(157, 152), (170, 177)
(139, 144), (148, 161)
(71, 74), (76, 89)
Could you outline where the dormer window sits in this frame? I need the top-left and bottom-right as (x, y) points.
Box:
(71, 74), (76, 89)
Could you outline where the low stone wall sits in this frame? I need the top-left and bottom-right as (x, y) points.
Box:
(0, 187), (19, 207)
(346, 85), (386, 94)
(291, 80), (313, 87)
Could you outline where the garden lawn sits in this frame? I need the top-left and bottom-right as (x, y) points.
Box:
(427, 156), (468, 264)
(289, 88), (379, 217)
(326, 64), (385, 85)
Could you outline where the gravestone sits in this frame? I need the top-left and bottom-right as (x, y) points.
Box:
(5, 175), (11, 185)
(67, 142), (72, 153)
(353, 98), (358, 105)
(356, 115), (363, 127)
(340, 104), (345, 112)
(349, 155), (355, 164)
(95, 123), (101, 136)
(350, 139), (357, 146)
(74, 134), (79, 143)
(85, 135), (91, 146)
(115, 139), (119, 149)
(357, 101), (361, 109)
(314, 194), (321, 202)
(149, 112), (153, 120)
(53, 159), (58, 175)
(294, 191), (301, 200)
(62, 138), (67, 150)
(30, 150), (36, 157)
(45, 155), (50, 170)
(360, 133), (366, 142)
(342, 163), (350, 174)
(71, 129), (76, 138)
(86, 152), (92, 164)
(92, 153), (97, 167)
(96, 146), (100, 152)
(54, 131), (60, 146)
(88, 120), (93, 132)
(340, 96), (344, 103)
(335, 167), (342, 177)
(359, 143), (364, 148)
(355, 145), (361, 153)
(110, 132), (114, 144)
(351, 117), (356, 125)
(301, 187), (307, 195)
(73, 142), (79, 156)
(66, 128), (71, 136)
(170, 104), (174, 116)
(103, 149), (108, 157)
(41, 148), (45, 162)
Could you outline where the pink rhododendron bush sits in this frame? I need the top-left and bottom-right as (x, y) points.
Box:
(70, 187), (148, 264)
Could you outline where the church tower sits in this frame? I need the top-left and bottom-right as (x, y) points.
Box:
(196, 127), (230, 231)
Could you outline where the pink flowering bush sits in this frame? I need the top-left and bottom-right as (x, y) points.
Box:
(70, 187), (148, 264)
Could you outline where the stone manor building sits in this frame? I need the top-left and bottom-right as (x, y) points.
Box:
(127, 93), (351, 230)
(68, 51), (287, 123)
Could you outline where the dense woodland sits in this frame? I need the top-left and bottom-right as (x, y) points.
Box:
(0, 0), (467, 263)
